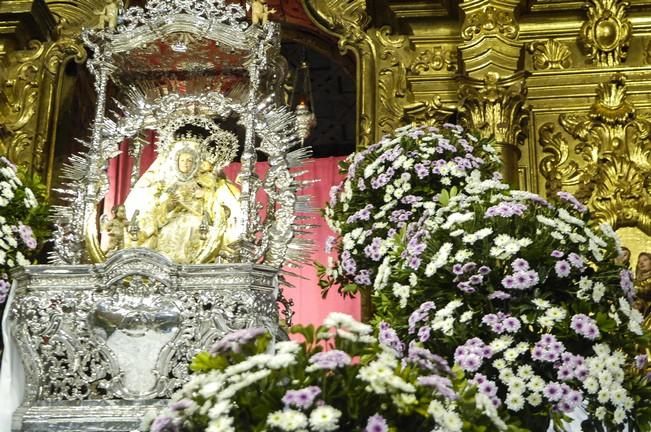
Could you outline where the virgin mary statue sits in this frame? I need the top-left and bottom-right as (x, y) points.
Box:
(123, 124), (241, 264)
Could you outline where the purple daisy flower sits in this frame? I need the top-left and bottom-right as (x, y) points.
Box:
(554, 260), (571, 278)
(365, 414), (388, 432)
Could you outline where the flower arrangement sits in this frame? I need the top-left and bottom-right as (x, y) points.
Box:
(320, 123), (501, 298)
(370, 172), (651, 430)
(146, 312), (529, 432)
(0, 156), (49, 304)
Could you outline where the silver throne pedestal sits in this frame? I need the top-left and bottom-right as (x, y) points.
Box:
(8, 249), (281, 432)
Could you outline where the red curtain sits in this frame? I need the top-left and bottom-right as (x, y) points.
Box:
(104, 131), (158, 215)
(106, 148), (360, 325)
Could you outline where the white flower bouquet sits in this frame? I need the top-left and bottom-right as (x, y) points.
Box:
(320, 123), (500, 298)
(371, 172), (651, 430)
(145, 313), (528, 432)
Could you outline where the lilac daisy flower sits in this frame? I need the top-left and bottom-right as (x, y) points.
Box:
(567, 252), (585, 270)
(511, 258), (530, 272)
(478, 265), (491, 275)
(488, 290), (511, 300)
(308, 350), (352, 370)
(282, 386), (321, 409)
(557, 191), (587, 213)
(554, 260), (571, 278)
(418, 375), (458, 399)
(325, 236), (336, 253)
(379, 322), (404, 355)
(501, 275), (516, 289)
(543, 382), (563, 402)
(365, 414), (388, 432)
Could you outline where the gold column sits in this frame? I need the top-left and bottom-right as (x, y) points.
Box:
(457, 0), (527, 187)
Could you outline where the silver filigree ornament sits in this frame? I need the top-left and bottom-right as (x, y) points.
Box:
(10, 250), (281, 429)
(10, 1), (318, 431)
(53, 0), (316, 275)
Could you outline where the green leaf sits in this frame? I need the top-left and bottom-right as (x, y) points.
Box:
(439, 189), (450, 206)
(290, 323), (316, 344)
(254, 333), (269, 353)
(190, 352), (227, 373)
(343, 283), (358, 295)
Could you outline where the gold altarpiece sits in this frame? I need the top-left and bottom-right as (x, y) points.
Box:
(2, 0), (651, 294)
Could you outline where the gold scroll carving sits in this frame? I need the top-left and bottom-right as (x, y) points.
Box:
(539, 73), (651, 234)
(580, 0), (632, 67)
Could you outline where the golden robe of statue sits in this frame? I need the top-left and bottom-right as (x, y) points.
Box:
(123, 141), (241, 264)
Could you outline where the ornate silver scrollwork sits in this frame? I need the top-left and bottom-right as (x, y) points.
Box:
(10, 1), (317, 430)
(10, 249), (280, 429)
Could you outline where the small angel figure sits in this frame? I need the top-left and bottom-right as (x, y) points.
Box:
(96, 0), (120, 29)
(101, 205), (128, 256)
(251, 0), (276, 26)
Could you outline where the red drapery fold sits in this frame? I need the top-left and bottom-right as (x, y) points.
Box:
(106, 147), (360, 324)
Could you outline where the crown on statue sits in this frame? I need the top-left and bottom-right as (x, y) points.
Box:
(204, 130), (239, 169)
(158, 116), (239, 169)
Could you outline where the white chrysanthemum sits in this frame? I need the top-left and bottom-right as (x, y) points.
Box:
(267, 409), (308, 431)
(323, 312), (372, 335)
(374, 257), (392, 291)
(476, 393), (507, 431)
(24, 187), (37, 208)
(267, 353), (297, 369)
(505, 392), (525, 411)
(207, 400), (232, 419)
(15, 251), (29, 267)
(206, 415), (235, 432)
(424, 242), (453, 277)
(531, 298), (551, 309)
(392, 283), (410, 308)
(309, 405), (341, 432)
(618, 297), (644, 335)
(275, 341), (301, 355)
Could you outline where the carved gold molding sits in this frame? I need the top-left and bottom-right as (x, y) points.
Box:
(45, 0), (110, 34)
(1, 37), (86, 176)
(461, 5), (518, 41)
(409, 46), (456, 75)
(528, 39), (572, 70)
(403, 98), (455, 126)
(0, 0), (88, 183)
(580, 0), (632, 67)
(459, 0), (523, 80)
(302, 0), (458, 148)
(539, 73), (651, 233)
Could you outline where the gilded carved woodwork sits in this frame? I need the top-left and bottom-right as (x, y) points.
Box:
(580, 0), (632, 67)
(373, 27), (412, 135)
(403, 98), (455, 126)
(1, 37), (85, 174)
(409, 47), (457, 75)
(461, 4), (518, 41)
(528, 39), (573, 70)
(538, 122), (582, 194)
(46, 0), (118, 34)
(458, 71), (528, 185)
(538, 73), (651, 234)
(302, 0), (458, 147)
(0, 0), (90, 183)
(459, 0), (523, 80)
